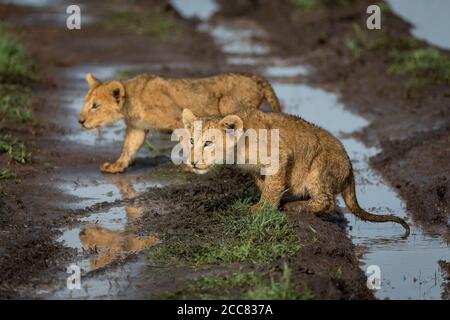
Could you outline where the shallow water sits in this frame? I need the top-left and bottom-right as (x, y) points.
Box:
(174, 0), (450, 300)
(387, 0), (450, 50)
(171, 0), (219, 21)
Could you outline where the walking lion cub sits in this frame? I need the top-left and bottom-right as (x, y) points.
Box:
(181, 108), (410, 236)
(78, 72), (281, 173)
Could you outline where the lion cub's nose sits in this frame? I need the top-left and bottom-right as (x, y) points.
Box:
(78, 118), (86, 125)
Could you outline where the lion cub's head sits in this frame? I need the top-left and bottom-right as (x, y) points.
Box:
(181, 109), (243, 175)
(78, 73), (126, 129)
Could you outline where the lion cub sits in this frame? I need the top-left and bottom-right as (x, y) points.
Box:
(182, 108), (410, 236)
(78, 72), (281, 174)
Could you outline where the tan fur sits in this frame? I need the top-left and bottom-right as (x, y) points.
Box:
(78, 72), (281, 173)
(79, 226), (158, 270)
(182, 109), (410, 236)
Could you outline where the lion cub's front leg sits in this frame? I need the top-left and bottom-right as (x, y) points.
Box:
(101, 127), (147, 174)
(249, 168), (286, 213)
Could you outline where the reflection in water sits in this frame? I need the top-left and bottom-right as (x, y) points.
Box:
(115, 179), (145, 220)
(79, 226), (158, 271)
(59, 176), (159, 273)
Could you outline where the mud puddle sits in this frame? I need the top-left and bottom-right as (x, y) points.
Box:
(174, 0), (450, 299)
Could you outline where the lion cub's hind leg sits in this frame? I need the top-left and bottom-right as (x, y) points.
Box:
(283, 191), (336, 214)
(283, 170), (337, 214)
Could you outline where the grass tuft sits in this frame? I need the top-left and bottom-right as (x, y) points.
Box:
(0, 134), (32, 164)
(291, 0), (317, 11)
(0, 23), (33, 84)
(0, 91), (33, 123)
(0, 168), (15, 180)
(101, 7), (181, 39)
(245, 264), (313, 300)
(346, 23), (450, 88)
(388, 48), (450, 87)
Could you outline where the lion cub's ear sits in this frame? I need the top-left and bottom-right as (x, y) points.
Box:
(182, 109), (197, 128)
(106, 81), (126, 107)
(219, 115), (243, 132)
(86, 73), (101, 88)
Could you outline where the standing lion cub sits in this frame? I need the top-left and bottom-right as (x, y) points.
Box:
(181, 108), (410, 236)
(78, 72), (281, 173)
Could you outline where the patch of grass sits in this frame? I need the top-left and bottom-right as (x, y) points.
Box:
(291, 0), (356, 11)
(0, 22), (33, 84)
(346, 39), (363, 59)
(0, 134), (32, 164)
(347, 24), (419, 59)
(291, 0), (317, 11)
(163, 265), (313, 300)
(346, 23), (450, 88)
(245, 264), (313, 300)
(0, 91), (33, 123)
(101, 7), (181, 39)
(388, 48), (450, 87)
(149, 194), (301, 266)
(0, 168), (15, 180)
(378, 1), (391, 14)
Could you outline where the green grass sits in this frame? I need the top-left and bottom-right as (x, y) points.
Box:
(388, 48), (450, 87)
(346, 23), (450, 88)
(149, 194), (300, 266)
(244, 264), (313, 300)
(0, 134), (32, 164)
(291, 0), (356, 11)
(0, 23), (33, 84)
(378, 1), (391, 14)
(0, 89), (33, 123)
(101, 7), (181, 39)
(0, 168), (15, 180)
(291, 0), (317, 11)
(163, 265), (313, 300)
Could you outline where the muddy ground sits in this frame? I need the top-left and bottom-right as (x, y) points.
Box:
(218, 0), (449, 236)
(0, 0), (373, 299)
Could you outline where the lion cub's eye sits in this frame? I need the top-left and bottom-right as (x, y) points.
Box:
(91, 102), (99, 109)
(190, 138), (194, 145)
(204, 141), (213, 147)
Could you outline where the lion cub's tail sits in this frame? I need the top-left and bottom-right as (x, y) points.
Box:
(342, 171), (410, 237)
(253, 75), (282, 112)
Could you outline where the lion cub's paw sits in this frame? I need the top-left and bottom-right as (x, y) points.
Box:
(249, 203), (263, 214)
(100, 162), (126, 174)
(283, 201), (308, 213)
